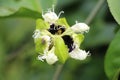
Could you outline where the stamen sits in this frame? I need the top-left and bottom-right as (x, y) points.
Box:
(48, 24), (66, 35)
(58, 11), (64, 18)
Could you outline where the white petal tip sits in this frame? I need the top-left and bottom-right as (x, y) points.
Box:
(69, 49), (90, 60)
(46, 53), (58, 65)
(42, 11), (58, 23)
(71, 23), (90, 33)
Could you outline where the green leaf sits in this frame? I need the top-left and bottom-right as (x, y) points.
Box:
(0, 7), (42, 19)
(54, 35), (69, 63)
(105, 30), (120, 80)
(0, 0), (40, 17)
(0, 0), (57, 18)
(107, 0), (120, 25)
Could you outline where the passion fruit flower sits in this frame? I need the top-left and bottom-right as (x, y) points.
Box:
(33, 9), (90, 65)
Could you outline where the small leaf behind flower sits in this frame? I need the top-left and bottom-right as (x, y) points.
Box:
(54, 35), (69, 63)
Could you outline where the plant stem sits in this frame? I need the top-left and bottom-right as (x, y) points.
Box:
(52, 64), (64, 80)
(85, 0), (105, 25)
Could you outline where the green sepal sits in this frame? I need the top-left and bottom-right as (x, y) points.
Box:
(34, 37), (47, 54)
(36, 19), (49, 30)
(72, 33), (84, 46)
(56, 18), (70, 28)
(62, 28), (74, 36)
(54, 35), (69, 63)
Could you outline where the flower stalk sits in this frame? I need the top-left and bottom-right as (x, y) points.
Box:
(53, 64), (64, 80)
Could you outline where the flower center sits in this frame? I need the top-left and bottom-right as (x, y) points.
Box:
(62, 35), (75, 52)
(48, 24), (75, 52)
(48, 24), (66, 35)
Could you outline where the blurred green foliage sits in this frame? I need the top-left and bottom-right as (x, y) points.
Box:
(0, 0), (120, 80)
(105, 29), (120, 80)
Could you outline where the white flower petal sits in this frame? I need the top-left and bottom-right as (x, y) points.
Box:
(42, 11), (58, 23)
(38, 47), (58, 65)
(46, 52), (58, 65)
(69, 48), (89, 60)
(46, 47), (58, 65)
(71, 23), (89, 33)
